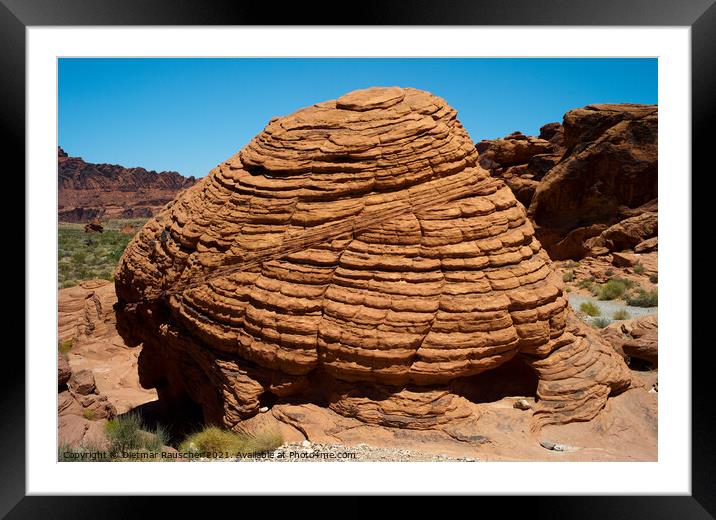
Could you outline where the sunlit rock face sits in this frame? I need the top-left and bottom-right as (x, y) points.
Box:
(115, 87), (630, 431)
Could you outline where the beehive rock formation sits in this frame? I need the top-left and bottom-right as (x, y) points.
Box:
(115, 87), (630, 433)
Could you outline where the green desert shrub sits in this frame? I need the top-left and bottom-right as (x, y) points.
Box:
(592, 317), (611, 329)
(562, 270), (574, 282)
(626, 288), (658, 307)
(142, 424), (169, 453)
(595, 279), (627, 300)
(633, 263), (646, 274)
(57, 219), (146, 288)
(613, 309), (631, 320)
(576, 278), (594, 291)
(579, 301), (601, 317)
(58, 339), (73, 356)
(594, 278), (636, 300)
(180, 425), (283, 457)
(105, 412), (169, 455)
(106, 413), (144, 452)
(82, 408), (96, 420)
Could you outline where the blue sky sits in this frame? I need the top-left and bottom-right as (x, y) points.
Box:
(58, 58), (657, 178)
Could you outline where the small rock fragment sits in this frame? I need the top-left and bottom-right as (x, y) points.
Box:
(513, 399), (531, 410)
(540, 440), (556, 450)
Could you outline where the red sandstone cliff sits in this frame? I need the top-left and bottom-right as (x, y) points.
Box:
(58, 147), (197, 222)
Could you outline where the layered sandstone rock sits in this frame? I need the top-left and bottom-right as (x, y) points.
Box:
(115, 87), (630, 434)
(59, 279), (157, 414)
(58, 147), (197, 222)
(528, 104), (657, 260)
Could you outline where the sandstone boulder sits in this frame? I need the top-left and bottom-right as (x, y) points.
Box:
(84, 220), (104, 233)
(634, 236), (658, 253)
(602, 314), (658, 367)
(539, 122), (564, 145)
(115, 87), (631, 434)
(58, 353), (71, 387)
(57, 344), (117, 448)
(69, 369), (97, 395)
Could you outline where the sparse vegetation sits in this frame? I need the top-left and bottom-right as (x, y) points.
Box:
(576, 278), (595, 291)
(591, 278), (637, 300)
(563, 260), (580, 269)
(82, 408), (96, 420)
(562, 270), (574, 282)
(565, 286), (572, 293)
(180, 425), (283, 457)
(106, 412), (144, 452)
(579, 301), (601, 317)
(58, 417), (169, 462)
(633, 263), (646, 275)
(613, 309), (630, 320)
(58, 219), (146, 288)
(105, 412), (168, 454)
(605, 268), (615, 277)
(594, 279), (628, 300)
(626, 288), (658, 307)
(592, 317), (611, 329)
(649, 274), (658, 284)
(58, 339), (73, 356)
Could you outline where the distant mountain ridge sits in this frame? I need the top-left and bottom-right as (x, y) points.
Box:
(58, 147), (197, 222)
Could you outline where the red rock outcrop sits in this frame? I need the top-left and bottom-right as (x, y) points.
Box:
(58, 147), (197, 222)
(601, 314), (658, 367)
(58, 351), (117, 448)
(476, 105), (657, 261)
(84, 220), (104, 233)
(59, 279), (157, 414)
(115, 87), (631, 434)
(476, 125), (564, 207)
(528, 104), (657, 260)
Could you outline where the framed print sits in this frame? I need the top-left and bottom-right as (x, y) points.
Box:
(7, 0), (713, 515)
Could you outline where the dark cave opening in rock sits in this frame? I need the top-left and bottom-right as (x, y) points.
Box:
(450, 355), (539, 405)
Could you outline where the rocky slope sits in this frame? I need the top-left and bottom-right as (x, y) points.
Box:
(59, 279), (157, 414)
(58, 147), (196, 222)
(58, 350), (117, 448)
(114, 86), (634, 442)
(477, 104), (657, 261)
(476, 123), (564, 207)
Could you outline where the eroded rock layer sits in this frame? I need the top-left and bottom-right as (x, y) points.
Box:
(115, 87), (630, 431)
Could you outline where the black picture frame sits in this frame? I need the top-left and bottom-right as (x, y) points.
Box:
(7, 0), (712, 516)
